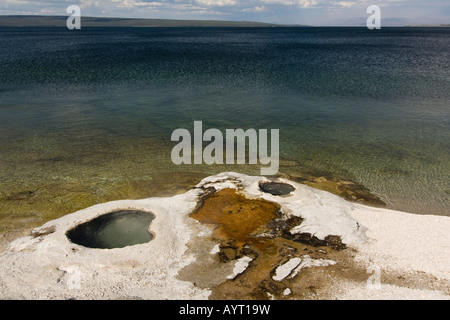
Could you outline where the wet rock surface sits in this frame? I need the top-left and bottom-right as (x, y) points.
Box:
(185, 187), (351, 299)
(258, 181), (295, 196)
(288, 174), (386, 207)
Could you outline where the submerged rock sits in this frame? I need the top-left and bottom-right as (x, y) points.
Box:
(6, 190), (36, 201)
(289, 174), (386, 207)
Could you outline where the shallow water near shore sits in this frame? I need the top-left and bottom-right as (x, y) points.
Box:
(0, 27), (449, 244)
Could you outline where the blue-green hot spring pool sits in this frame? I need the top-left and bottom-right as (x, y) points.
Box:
(66, 210), (155, 249)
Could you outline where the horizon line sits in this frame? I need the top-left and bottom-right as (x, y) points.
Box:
(0, 14), (449, 28)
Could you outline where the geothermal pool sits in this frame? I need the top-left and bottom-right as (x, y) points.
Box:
(66, 210), (155, 249)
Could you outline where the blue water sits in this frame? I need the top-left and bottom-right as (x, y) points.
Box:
(0, 27), (449, 215)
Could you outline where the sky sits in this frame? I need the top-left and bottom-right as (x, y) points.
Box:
(0, 0), (449, 26)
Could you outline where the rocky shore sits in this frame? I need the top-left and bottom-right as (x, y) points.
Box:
(0, 172), (448, 299)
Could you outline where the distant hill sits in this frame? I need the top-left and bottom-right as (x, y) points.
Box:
(0, 15), (297, 27)
(406, 24), (450, 27)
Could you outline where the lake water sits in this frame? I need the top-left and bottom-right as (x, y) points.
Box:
(0, 27), (449, 221)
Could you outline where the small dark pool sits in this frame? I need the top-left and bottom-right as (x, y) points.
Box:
(66, 210), (155, 249)
(259, 181), (295, 196)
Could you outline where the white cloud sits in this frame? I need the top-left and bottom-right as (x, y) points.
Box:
(133, 1), (163, 6)
(2, 0), (32, 4)
(260, 0), (297, 5)
(330, 0), (372, 8)
(196, 0), (237, 6)
(334, 1), (355, 7)
(241, 5), (267, 12)
(261, 0), (321, 8)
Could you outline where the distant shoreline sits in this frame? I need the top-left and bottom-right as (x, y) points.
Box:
(1, 15), (449, 28)
(0, 15), (298, 28)
(407, 24), (450, 27)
